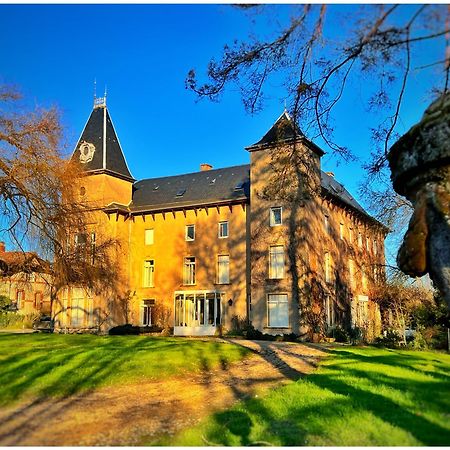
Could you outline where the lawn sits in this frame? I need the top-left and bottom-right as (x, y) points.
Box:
(0, 333), (249, 406)
(156, 346), (450, 446)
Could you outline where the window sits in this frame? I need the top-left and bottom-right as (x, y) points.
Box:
(358, 232), (362, 248)
(90, 232), (96, 264)
(142, 299), (155, 326)
(269, 245), (284, 279)
(34, 292), (43, 310)
(325, 252), (332, 283)
(352, 295), (369, 328)
(74, 232), (87, 248)
(185, 225), (195, 241)
(218, 221), (229, 239)
(349, 227), (354, 243)
(143, 259), (155, 287)
(16, 290), (25, 309)
(340, 223), (344, 240)
(270, 207), (282, 226)
(174, 292), (221, 328)
(373, 239), (378, 255)
(267, 294), (289, 327)
(71, 287), (84, 327)
(324, 215), (330, 234)
(362, 266), (368, 290)
(145, 229), (154, 245)
(217, 255), (230, 284)
(349, 259), (355, 289)
(366, 236), (370, 251)
(324, 295), (335, 327)
(183, 257), (196, 285)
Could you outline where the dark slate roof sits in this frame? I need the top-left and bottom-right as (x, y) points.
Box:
(128, 162), (375, 224)
(320, 171), (366, 214)
(131, 165), (250, 212)
(246, 111), (324, 156)
(70, 106), (134, 181)
(247, 111), (302, 148)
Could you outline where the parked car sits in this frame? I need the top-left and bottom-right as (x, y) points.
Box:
(33, 315), (53, 332)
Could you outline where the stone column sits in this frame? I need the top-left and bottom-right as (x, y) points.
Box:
(388, 93), (450, 307)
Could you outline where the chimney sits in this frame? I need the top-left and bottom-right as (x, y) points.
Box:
(0, 242), (5, 253)
(200, 163), (213, 171)
(326, 171), (335, 177)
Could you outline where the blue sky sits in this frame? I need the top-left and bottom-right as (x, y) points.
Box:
(0, 4), (446, 261)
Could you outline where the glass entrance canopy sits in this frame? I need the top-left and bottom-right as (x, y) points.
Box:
(174, 291), (222, 336)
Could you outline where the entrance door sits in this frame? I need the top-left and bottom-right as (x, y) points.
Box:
(174, 291), (222, 336)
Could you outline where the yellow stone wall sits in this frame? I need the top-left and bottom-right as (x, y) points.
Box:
(55, 152), (385, 340)
(248, 140), (386, 339)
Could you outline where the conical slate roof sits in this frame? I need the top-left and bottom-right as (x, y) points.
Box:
(70, 102), (134, 181)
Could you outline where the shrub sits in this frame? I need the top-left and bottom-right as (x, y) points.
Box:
(408, 327), (428, 350)
(228, 315), (248, 336)
(0, 311), (39, 329)
(333, 326), (349, 343)
(374, 329), (403, 348)
(348, 326), (364, 345)
(108, 324), (140, 335)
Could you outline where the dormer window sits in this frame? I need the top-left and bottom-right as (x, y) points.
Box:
(234, 181), (244, 191)
(176, 188), (186, 197)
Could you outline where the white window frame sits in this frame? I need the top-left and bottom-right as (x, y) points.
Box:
(71, 287), (85, 327)
(325, 252), (331, 283)
(362, 266), (368, 290)
(183, 256), (196, 285)
(145, 229), (154, 245)
(267, 293), (289, 328)
(324, 214), (330, 234)
(269, 207), (282, 227)
(349, 259), (355, 289)
(269, 245), (285, 279)
(143, 259), (155, 288)
(324, 295), (335, 327)
(185, 224), (195, 241)
(217, 254), (230, 284)
(218, 221), (229, 239)
(141, 300), (154, 326)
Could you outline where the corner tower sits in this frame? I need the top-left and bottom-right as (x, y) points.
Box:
(245, 111), (325, 335)
(70, 97), (134, 207)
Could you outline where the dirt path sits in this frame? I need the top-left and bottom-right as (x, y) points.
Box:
(0, 339), (326, 446)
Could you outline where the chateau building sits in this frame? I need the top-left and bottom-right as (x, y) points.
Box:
(53, 98), (387, 339)
(0, 242), (51, 315)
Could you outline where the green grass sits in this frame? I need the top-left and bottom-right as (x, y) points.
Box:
(155, 346), (450, 446)
(0, 333), (248, 406)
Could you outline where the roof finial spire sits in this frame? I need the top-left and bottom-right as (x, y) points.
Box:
(93, 82), (107, 109)
(284, 98), (287, 113)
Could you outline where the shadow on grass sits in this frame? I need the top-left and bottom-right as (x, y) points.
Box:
(195, 346), (450, 446)
(0, 334), (249, 445)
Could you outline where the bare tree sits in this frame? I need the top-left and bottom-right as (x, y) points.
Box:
(187, 4), (449, 172)
(187, 5), (450, 299)
(0, 85), (119, 317)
